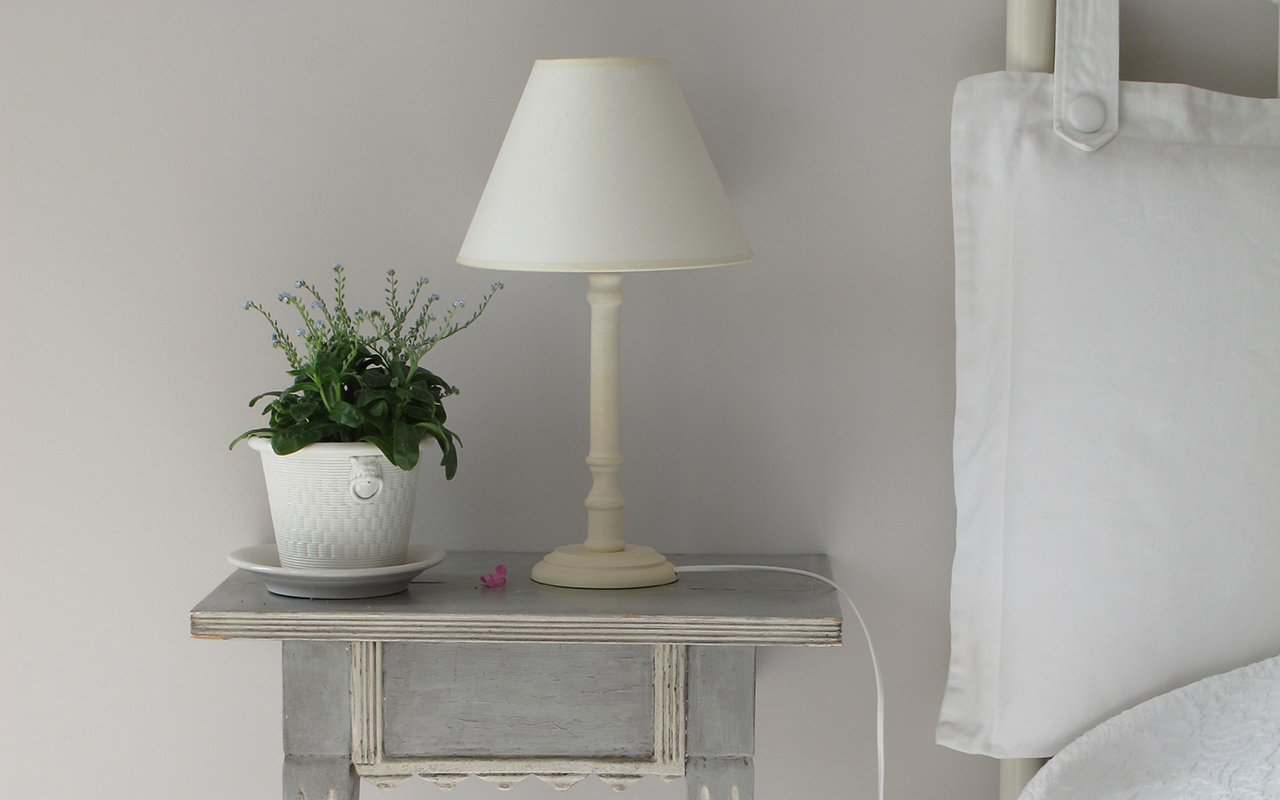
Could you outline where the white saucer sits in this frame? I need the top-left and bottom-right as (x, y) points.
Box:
(228, 544), (446, 599)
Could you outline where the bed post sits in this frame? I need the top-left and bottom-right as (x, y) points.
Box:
(999, 758), (1048, 800)
(998, 0), (1056, 780)
(1274, 0), (1279, 97)
(1013, 1), (1279, 94)
(997, 5), (1055, 797)
(1006, 0), (1055, 72)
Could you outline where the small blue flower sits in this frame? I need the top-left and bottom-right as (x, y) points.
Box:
(453, 300), (465, 308)
(270, 334), (280, 344)
(428, 293), (439, 302)
(294, 279), (304, 289)
(491, 282), (504, 291)
(332, 263), (341, 272)
(278, 291), (293, 301)
(311, 300), (322, 308)
(386, 268), (395, 276)
(295, 328), (304, 336)
(243, 301), (252, 310)
(417, 276), (428, 285)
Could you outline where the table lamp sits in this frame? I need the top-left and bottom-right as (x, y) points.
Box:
(457, 57), (752, 588)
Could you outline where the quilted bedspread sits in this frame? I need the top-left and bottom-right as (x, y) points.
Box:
(1022, 654), (1280, 800)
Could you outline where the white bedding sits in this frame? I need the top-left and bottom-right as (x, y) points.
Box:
(1021, 654), (1280, 800)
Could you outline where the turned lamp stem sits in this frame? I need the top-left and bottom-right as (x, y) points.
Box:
(526, 274), (678, 588)
(585, 274), (626, 553)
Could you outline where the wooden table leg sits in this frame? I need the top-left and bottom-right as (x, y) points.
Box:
(685, 646), (755, 800)
(282, 642), (359, 800)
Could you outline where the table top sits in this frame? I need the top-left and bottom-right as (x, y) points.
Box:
(191, 551), (842, 645)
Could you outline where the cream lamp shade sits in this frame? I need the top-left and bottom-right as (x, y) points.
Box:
(457, 57), (752, 271)
(458, 57), (752, 588)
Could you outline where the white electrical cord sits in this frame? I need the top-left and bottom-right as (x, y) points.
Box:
(673, 564), (884, 800)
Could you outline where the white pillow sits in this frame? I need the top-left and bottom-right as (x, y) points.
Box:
(938, 0), (1280, 757)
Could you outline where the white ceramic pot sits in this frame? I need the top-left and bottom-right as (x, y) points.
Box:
(248, 438), (423, 569)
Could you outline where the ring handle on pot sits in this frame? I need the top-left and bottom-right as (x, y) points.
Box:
(349, 456), (383, 502)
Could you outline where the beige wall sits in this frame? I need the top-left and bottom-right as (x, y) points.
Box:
(1, 1), (1274, 798)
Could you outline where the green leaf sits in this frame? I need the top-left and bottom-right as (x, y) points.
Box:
(315, 366), (340, 389)
(389, 360), (408, 385)
(354, 387), (394, 408)
(413, 367), (451, 390)
(228, 429), (272, 450)
(408, 380), (438, 403)
(248, 391), (282, 407)
(271, 423), (337, 455)
(359, 434), (394, 463)
(330, 400), (363, 428)
(415, 421), (459, 480)
(361, 411), (392, 437)
(363, 369), (392, 388)
(440, 443), (457, 480)
(399, 405), (438, 427)
(391, 420), (420, 470)
(288, 399), (320, 422)
(287, 376), (319, 394)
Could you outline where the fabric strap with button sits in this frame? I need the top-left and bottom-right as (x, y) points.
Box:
(1052, 0), (1119, 151)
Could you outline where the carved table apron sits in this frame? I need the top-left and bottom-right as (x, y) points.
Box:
(191, 552), (842, 799)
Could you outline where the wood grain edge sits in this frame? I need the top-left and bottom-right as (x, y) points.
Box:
(191, 613), (841, 645)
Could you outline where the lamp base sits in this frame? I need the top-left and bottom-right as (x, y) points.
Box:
(530, 544), (678, 589)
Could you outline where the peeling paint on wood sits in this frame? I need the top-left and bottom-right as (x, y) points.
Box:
(350, 643), (687, 788)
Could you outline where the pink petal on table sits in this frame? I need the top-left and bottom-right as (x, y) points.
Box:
(480, 565), (507, 588)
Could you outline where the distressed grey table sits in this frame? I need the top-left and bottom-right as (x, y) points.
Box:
(191, 552), (841, 800)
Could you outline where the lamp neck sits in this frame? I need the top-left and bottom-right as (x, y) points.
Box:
(584, 273), (625, 553)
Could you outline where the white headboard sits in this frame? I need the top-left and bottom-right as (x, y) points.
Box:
(995, 3), (1280, 799)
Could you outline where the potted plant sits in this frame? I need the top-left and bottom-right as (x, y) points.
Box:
(231, 264), (500, 569)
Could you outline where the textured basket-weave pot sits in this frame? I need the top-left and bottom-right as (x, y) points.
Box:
(248, 438), (423, 569)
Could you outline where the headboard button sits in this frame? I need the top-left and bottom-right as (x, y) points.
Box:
(1069, 94), (1107, 134)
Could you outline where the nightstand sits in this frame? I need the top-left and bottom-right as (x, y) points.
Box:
(191, 552), (841, 800)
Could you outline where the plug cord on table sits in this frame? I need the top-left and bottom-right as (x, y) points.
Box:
(672, 564), (884, 800)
